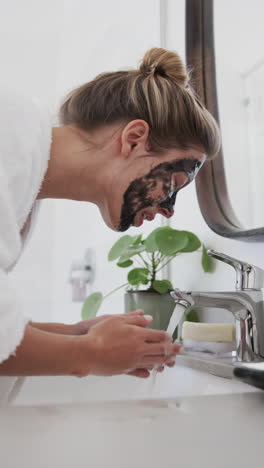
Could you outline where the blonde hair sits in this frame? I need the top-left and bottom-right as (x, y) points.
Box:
(59, 48), (220, 159)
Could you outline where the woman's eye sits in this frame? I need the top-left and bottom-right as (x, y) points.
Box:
(169, 180), (177, 197)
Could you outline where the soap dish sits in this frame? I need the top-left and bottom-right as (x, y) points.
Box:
(183, 339), (236, 355)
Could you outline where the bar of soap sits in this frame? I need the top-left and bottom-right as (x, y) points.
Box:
(182, 322), (236, 343)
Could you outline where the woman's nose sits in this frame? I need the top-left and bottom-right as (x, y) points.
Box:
(159, 207), (174, 218)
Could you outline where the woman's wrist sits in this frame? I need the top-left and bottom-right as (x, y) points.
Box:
(26, 323), (95, 376)
(68, 334), (97, 377)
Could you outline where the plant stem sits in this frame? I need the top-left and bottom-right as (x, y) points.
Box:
(154, 252), (165, 267)
(103, 282), (130, 300)
(156, 255), (178, 273)
(133, 256), (146, 267)
(138, 253), (149, 269)
(146, 252), (153, 262)
(150, 253), (156, 289)
(156, 252), (163, 261)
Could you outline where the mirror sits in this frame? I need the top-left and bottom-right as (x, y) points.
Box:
(185, 0), (264, 240)
(215, 0), (264, 230)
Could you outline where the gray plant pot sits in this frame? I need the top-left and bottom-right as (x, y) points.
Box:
(124, 290), (176, 331)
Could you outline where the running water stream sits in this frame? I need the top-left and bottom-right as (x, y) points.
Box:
(149, 303), (186, 395)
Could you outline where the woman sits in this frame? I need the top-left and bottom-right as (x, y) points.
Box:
(0, 48), (220, 402)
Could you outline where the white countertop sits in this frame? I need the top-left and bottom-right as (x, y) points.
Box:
(0, 365), (262, 468)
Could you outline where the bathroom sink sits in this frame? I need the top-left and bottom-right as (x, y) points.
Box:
(13, 363), (256, 407)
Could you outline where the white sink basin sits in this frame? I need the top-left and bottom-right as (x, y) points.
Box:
(13, 364), (255, 407)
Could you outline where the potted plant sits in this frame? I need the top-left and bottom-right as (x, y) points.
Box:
(81, 226), (214, 339)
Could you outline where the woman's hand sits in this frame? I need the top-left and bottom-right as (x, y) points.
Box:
(75, 310), (180, 378)
(0, 313), (181, 378)
(75, 313), (182, 377)
(31, 311), (145, 336)
(73, 310), (146, 335)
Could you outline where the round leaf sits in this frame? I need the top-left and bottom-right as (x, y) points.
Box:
(108, 235), (133, 261)
(117, 259), (133, 268)
(141, 278), (149, 285)
(128, 268), (149, 286)
(145, 227), (166, 252)
(180, 231), (201, 252)
(118, 245), (145, 263)
(202, 246), (215, 272)
(153, 279), (173, 294)
(81, 292), (103, 320)
(155, 229), (188, 256)
(132, 234), (142, 245)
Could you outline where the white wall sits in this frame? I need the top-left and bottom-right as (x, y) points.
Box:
(2, 0), (264, 326)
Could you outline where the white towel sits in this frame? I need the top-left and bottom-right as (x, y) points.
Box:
(0, 90), (52, 404)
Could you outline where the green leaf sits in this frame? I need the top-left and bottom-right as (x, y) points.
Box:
(145, 227), (166, 252)
(141, 279), (149, 285)
(81, 292), (103, 320)
(128, 268), (149, 286)
(185, 309), (200, 322)
(132, 234), (142, 245)
(117, 259), (133, 268)
(155, 229), (188, 256)
(118, 245), (145, 263)
(108, 235), (133, 261)
(153, 279), (173, 294)
(180, 231), (201, 252)
(202, 246), (214, 272)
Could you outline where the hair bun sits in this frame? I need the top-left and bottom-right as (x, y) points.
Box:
(139, 47), (188, 86)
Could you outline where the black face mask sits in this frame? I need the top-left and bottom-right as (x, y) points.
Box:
(158, 191), (177, 213)
(118, 158), (203, 232)
(158, 159), (202, 212)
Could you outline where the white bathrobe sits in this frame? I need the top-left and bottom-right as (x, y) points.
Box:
(0, 90), (52, 404)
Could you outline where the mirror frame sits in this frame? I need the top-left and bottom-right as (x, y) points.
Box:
(185, 0), (264, 241)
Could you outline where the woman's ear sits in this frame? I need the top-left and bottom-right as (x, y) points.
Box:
(120, 120), (149, 158)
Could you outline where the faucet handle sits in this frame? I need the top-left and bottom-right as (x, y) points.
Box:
(207, 250), (264, 290)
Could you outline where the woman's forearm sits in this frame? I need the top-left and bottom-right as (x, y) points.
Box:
(0, 324), (88, 376)
(0, 316), (181, 378)
(30, 321), (77, 335)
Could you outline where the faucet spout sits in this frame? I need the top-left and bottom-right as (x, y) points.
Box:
(171, 289), (264, 362)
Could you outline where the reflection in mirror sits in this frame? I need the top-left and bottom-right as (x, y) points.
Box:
(215, 0), (264, 229)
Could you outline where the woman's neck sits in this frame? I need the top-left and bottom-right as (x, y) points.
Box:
(38, 125), (121, 203)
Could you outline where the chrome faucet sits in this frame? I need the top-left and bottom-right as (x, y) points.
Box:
(171, 250), (264, 363)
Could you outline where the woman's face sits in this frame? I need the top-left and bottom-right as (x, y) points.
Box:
(102, 148), (205, 231)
